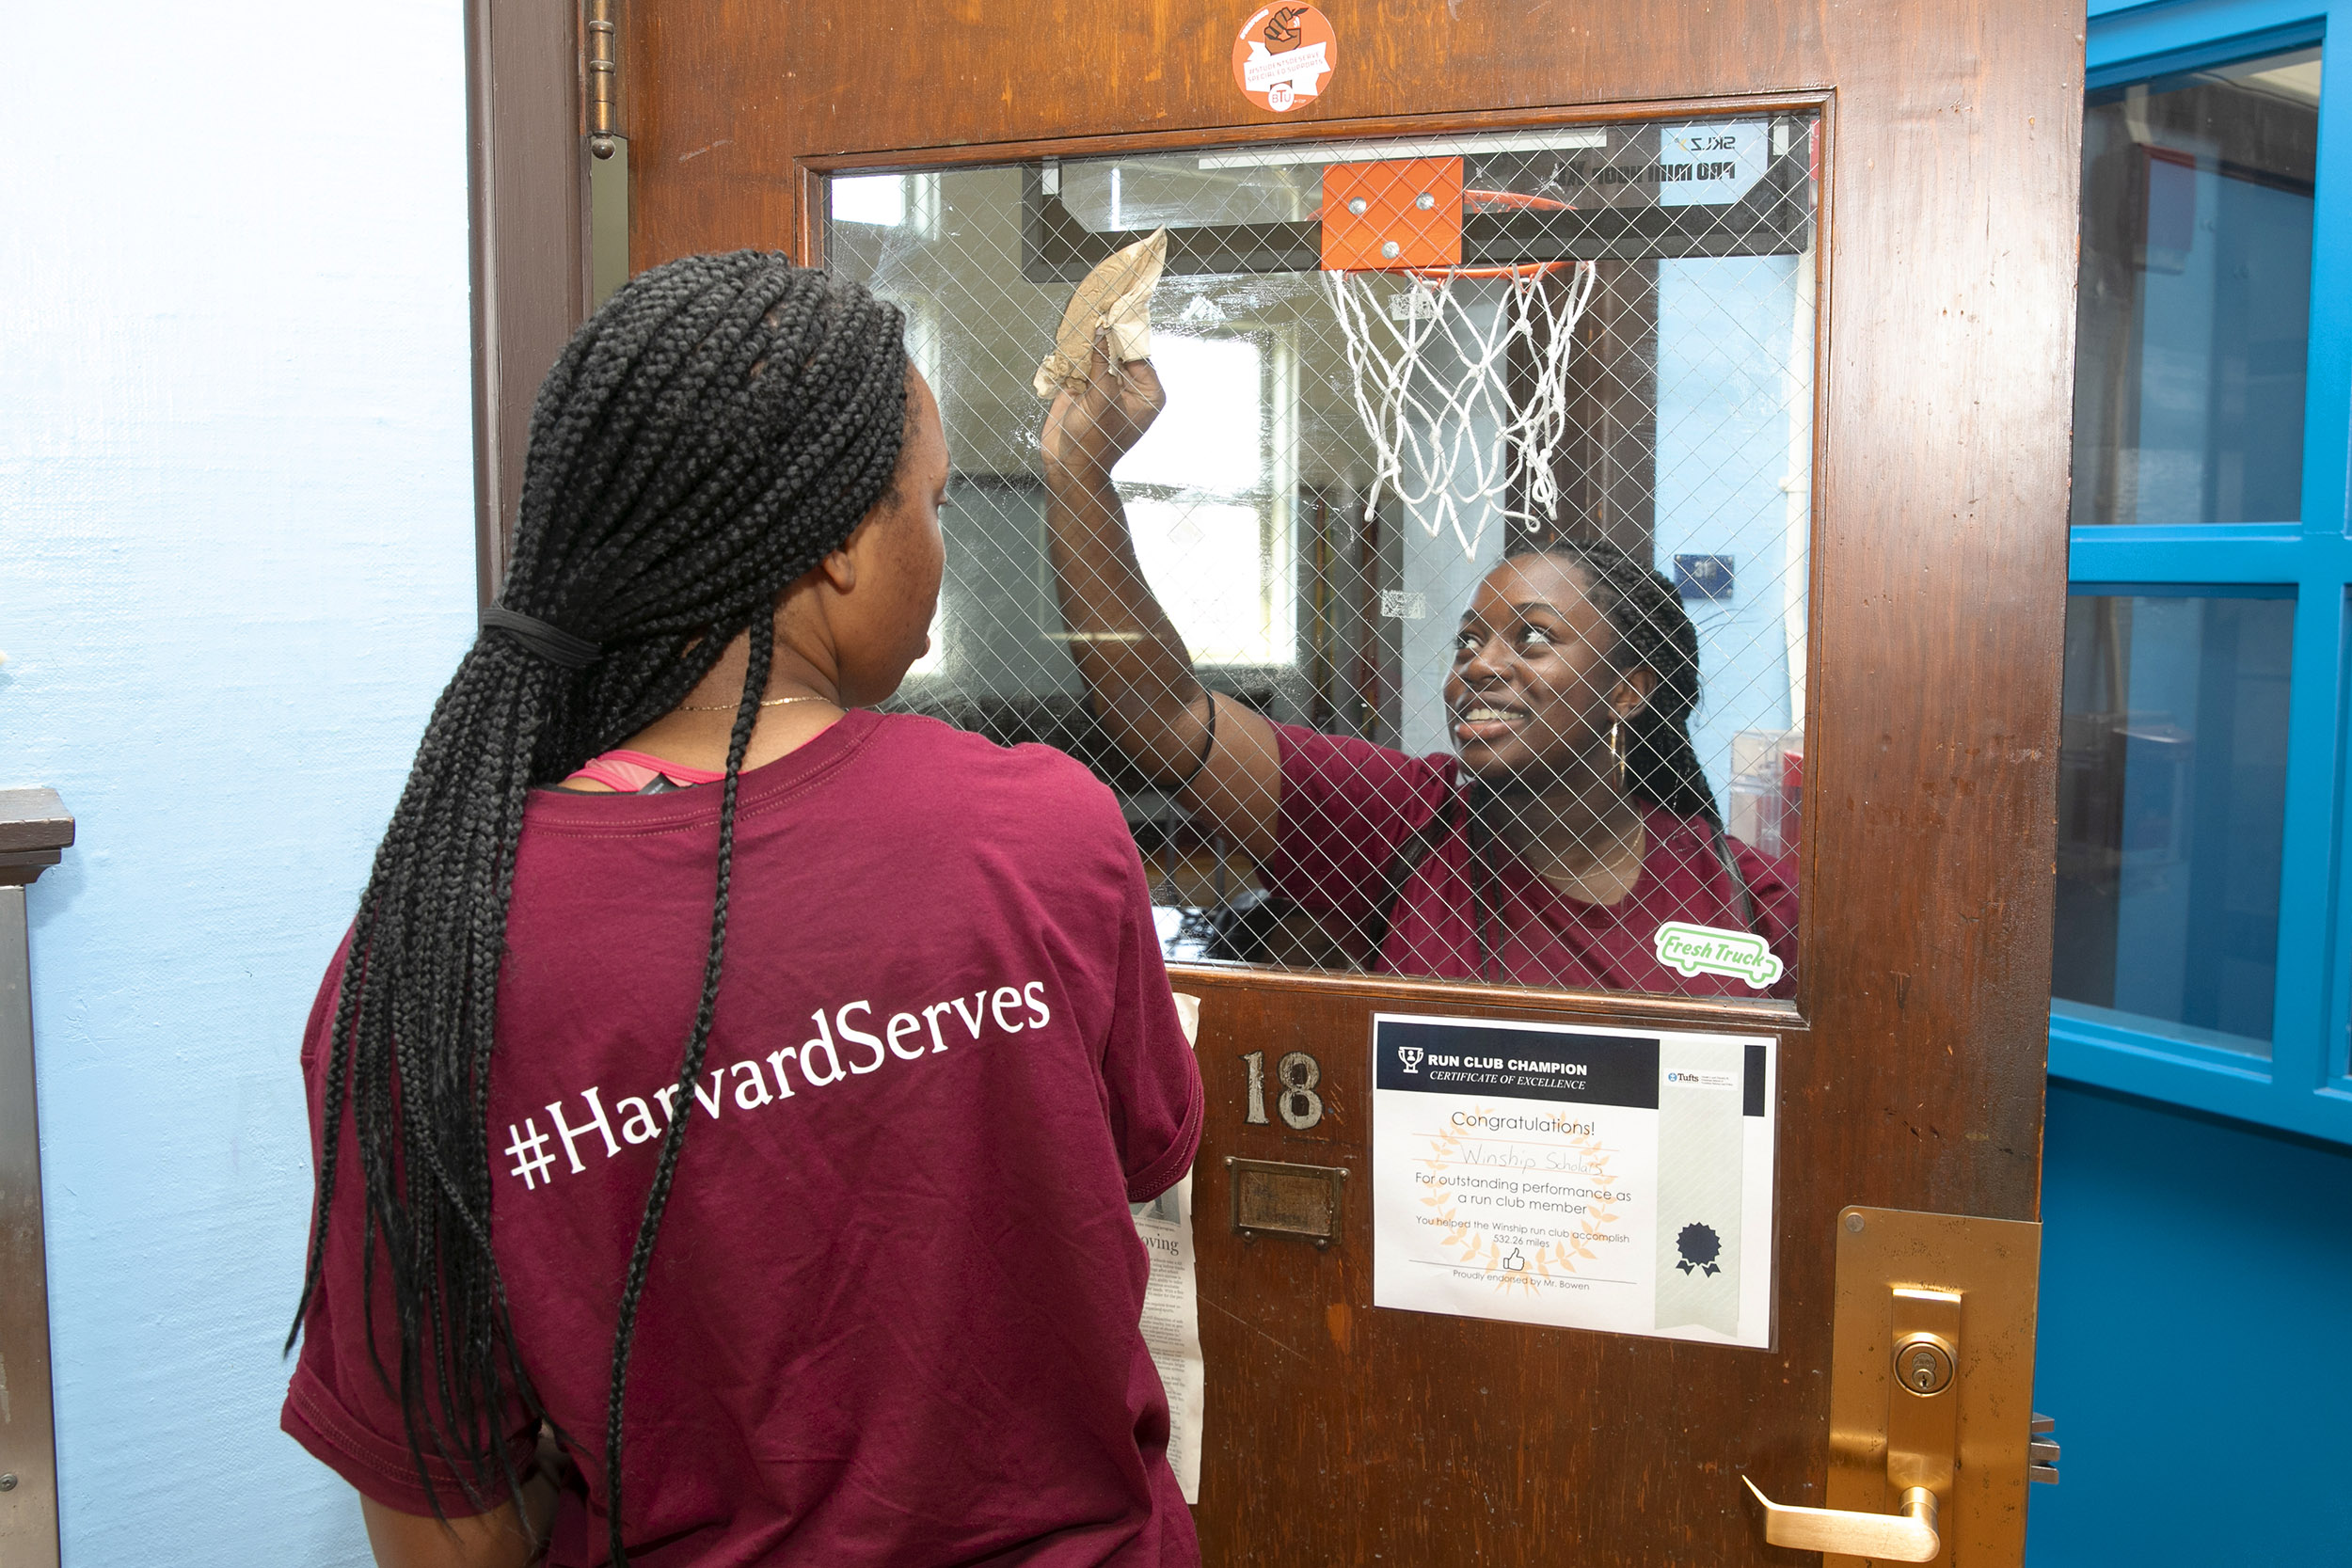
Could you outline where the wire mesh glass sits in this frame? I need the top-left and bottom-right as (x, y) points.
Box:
(828, 113), (1817, 998)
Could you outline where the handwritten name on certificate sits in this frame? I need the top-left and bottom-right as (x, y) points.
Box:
(1370, 1014), (1777, 1348)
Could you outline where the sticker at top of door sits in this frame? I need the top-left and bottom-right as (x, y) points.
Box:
(1232, 5), (1336, 114)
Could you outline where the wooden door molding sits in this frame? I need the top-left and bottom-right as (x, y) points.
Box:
(465, 0), (590, 603)
(778, 87), (1839, 266)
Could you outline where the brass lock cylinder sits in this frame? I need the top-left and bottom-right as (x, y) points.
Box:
(1894, 1332), (1956, 1396)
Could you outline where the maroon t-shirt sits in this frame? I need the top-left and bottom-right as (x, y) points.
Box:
(1260, 721), (1798, 996)
(282, 708), (1205, 1567)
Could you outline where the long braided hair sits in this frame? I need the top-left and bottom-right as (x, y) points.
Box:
(286, 252), (909, 1562)
(1503, 536), (1719, 822)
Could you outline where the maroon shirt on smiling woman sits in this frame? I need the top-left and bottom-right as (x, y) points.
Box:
(1261, 722), (1798, 997)
(281, 708), (1204, 1567)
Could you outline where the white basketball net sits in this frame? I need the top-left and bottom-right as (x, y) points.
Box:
(1323, 260), (1600, 561)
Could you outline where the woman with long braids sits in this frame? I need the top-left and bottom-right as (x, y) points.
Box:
(1041, 341), (1796, 996)
(282, 255), (1203, 1567)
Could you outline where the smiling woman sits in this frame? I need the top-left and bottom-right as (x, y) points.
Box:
(1041, 348), (1797, 996)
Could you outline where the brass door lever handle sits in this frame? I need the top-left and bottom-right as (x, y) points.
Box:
(1746, 1212), (2042, 1563)
(1740, 1476), (1941, 1561)
(1744, 1281), (1967, 1563)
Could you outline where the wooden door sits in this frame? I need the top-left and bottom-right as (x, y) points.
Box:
(617, 3), (2078, 1561)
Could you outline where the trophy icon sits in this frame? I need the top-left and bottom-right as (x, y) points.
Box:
(1398, 1045), (1423, 1074)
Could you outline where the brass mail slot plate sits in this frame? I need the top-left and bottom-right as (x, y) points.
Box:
(1228, 1156), (1348, 1246)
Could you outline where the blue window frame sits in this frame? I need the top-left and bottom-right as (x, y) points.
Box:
(2060, 0), (2352, 1142)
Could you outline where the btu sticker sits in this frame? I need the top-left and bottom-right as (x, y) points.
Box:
(1232, 5), (1336, 114)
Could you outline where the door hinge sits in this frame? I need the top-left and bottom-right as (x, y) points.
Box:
(585, 0), (621, 159)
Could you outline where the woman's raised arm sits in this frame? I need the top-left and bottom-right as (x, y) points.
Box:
(1039, 339), (1283, 869)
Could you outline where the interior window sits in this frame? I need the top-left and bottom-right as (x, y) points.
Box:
(833, 174), (909, 227)
(831, 173), (941, 233)
(1120, 332), (1293, 666)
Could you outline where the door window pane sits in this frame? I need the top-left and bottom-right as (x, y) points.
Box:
(2073, 46), (2318, 525)
(828, 115), (1818, 1000)
(2054, 593), (2292, 1052)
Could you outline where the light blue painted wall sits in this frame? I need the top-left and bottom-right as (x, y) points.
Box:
(1, 3), (475, 1561)
(2027, 1082), (2352, 1565)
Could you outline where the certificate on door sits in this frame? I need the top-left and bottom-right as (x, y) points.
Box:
(1370, 1014), (1777, 1348)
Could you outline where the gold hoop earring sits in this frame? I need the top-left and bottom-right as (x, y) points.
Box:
(1608, 719), (1627, 792)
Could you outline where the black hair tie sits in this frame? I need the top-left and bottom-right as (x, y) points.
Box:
(480, 604), (601, 669)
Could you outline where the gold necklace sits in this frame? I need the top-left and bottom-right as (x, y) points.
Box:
(675, 693), (834, 713)
(1535, 819), (1647, 897)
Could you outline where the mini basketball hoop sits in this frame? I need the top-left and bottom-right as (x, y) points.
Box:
(1324, 254), (1599, 562)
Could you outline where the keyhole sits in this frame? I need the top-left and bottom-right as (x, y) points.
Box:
(1899, 1344), (1954, 1394)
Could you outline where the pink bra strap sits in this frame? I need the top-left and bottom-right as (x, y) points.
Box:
(563, 749), (728, 793)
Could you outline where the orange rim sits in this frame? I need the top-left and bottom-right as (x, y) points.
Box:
(1401, 259), (1580, 282)
(1463, 189), (1575, 213)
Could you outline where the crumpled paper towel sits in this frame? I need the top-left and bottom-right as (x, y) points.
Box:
(1033, 228), (1168, 399)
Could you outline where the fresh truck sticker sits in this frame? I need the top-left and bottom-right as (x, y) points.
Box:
(1653, 922), (1783, 990)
